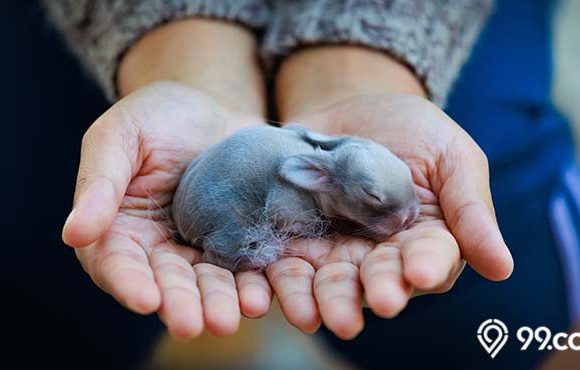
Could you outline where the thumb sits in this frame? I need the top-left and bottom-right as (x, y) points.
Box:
(438, 139), (514, 281)
(63, 114), (137, 248)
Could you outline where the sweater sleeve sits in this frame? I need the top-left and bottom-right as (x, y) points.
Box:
(42, 0), (271, 101)
(263, 0), (493, 107)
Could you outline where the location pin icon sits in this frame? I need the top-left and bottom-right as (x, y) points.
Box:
(477, 319), (509, 358)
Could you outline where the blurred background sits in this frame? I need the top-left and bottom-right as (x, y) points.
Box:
(553, 0), (580, 145)
(1, 1), (578, 369)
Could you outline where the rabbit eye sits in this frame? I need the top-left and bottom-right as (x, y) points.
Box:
(363, 188), (383, 202)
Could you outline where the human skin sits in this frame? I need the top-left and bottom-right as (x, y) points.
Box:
(271, 46), (514, 338)
(62, 19), (514, 341)
(62, 19), (272, 339)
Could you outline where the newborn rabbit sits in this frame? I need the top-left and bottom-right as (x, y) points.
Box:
(172, 124), (419, 271)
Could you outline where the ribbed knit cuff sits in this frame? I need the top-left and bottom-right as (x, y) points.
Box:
(43, 0), (270, 101)
(263, 0), (493, 106)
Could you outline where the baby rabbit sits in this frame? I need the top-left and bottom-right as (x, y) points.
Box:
(172, 124), (419, 271)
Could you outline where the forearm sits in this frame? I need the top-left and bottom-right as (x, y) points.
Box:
(118, 19), (265, 116)
(275, 46), (426, 120)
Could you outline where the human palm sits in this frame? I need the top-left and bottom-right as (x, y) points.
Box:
(65, 85), (512, 341)
(63, 81), (272, 338)
(258, 93), (514, 339)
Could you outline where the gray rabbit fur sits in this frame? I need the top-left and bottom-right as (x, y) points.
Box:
(172, 124), (419, 271)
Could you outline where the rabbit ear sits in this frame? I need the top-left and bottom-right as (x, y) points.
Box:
(279, 154), (335, 192)
(285, 124), (348, 150)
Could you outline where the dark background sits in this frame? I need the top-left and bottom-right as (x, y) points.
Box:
(0, 2), (161, 369)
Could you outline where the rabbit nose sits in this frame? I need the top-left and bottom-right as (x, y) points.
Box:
(401, 206), (419, 228)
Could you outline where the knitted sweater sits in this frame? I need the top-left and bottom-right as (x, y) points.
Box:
(42, 0), (493, 106)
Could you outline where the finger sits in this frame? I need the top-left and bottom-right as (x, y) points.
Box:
(400, 226), (461, 291)
(266, 258), (321, 333)
(360, 246), (411, 318)
(63, 113), (138, 248)
(413, 260), (466, 297)
(76, 234), (160, 314)
(438, 141), (513, 280)
(314, 263), (363, 339)
(151, 246), (203, 340)
(235, 271), (272, 318)
(194, 263), (241, 336)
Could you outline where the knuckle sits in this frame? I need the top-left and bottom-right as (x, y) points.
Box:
(434, 279), (455, 294)
(80, 120), (107, 147)
(369, 247), (400, 264)
(155, 260), (195, 278)
(164, 284), (198, 298)
(194, 263), (234, 284)
(275, 266), (310, 281)
(360, 247), (400, 274)
(239, 279), (270, 293)
(80, 128), (93, 147)
(315, 263), (358, 287)
(283, 290), (313, 301)
(269, 258), (314, 281)
(202, 288), (237, 304)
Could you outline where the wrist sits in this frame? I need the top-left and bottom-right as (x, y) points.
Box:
(117, 18), (265, 116)
(275, 46), (426, 120)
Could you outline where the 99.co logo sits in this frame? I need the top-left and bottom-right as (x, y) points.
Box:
(477, 319), (580, 358)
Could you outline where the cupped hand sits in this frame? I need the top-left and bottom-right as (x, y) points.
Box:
(63, 81), (273, 339)
(261, 93), (513, 339)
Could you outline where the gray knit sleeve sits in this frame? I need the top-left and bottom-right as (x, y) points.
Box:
(42, 0), (270, 101)
(263, 0), (493, 106)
